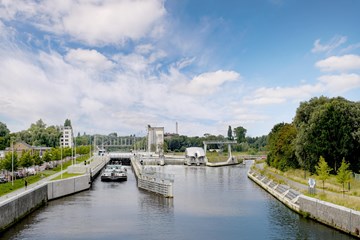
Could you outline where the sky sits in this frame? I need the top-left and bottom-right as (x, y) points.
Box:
(0, 0), (360, 137)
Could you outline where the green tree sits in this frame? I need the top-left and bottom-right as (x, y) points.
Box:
(294, 97), (360, 173)
(315, 156), (332, 190)
(13, 119), (61, 147)
(42, 151), (52, 162)
(234, 126), (247, 144)
(64, 119), (72, 127)
(267, 123), (298, 171)
(227, 126), (233, 140)
(50, 148), (61, 160)
(32, 153), (43, 166)
(2, 151), (18, 172)
(337, 159), (352, 195)
(0, 121), (10, 150)
(246, 135), (267, 151)
(19, 151), (33, 169)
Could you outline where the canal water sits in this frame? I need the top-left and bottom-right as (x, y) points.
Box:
(2, 163), (356, 240)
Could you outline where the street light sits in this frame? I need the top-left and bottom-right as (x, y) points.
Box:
(11, 139), (14, 186)
(60, 126), (64, 179)
(60, 144), (63, 179)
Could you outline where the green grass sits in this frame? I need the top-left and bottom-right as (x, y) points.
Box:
(262, 165), (360, 210)
(0, 155), (91, 196)
(0, 173), (51, 197)
(304, 192), (360, 211)
(51, 172), (83, 180)
(206, 151), (230, 163)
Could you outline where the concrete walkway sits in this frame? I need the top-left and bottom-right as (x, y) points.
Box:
(255, 163), (360, 200)
(0, 156), (107, 203)
(0, 168), (67, 203)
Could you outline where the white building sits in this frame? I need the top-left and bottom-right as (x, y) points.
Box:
(185, 147), (206, 166)
(60, 126), (73, 148)
(147, 126), (164, 153)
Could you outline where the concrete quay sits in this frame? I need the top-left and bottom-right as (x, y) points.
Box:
(131, 157), (174, 198)
(0, 155), (109, 233)
(248, 167), (360, 238)
(206, 155), (243, 167)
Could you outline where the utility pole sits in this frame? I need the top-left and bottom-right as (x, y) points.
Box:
(11, 139), (14, 186)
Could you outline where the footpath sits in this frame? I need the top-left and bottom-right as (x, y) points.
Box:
(0, 169), (67, 203)
(255, 163), (359, 200)
(0, 156), (105, 204)
(249, 163), (360, 238)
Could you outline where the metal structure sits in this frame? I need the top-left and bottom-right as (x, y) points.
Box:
(93, 135), (137, 152)
(203, 141), (237, 156)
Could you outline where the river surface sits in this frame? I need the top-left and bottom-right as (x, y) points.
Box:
(2, 163), (356, 240)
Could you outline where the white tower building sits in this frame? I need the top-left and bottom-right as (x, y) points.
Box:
(60, 126), (73, 148)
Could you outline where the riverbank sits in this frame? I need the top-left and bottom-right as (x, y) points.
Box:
(248, 166), (360, 238)
(0, 156), (108, 233)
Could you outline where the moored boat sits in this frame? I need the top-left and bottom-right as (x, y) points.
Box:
(101, 163), (127, 182)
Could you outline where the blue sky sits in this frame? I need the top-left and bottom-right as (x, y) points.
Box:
(0, 0), (360, 137)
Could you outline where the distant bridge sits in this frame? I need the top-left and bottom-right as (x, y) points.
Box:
(93, 135), (138, 151)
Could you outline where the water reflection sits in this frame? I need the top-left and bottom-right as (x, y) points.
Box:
(1, 164), (356, 240)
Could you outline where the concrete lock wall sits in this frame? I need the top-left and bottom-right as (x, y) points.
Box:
(0, 185), (48, 232)
(248, 168), (360, 238)
(298, 195), (360, 236)
(47, 174), (90, 200)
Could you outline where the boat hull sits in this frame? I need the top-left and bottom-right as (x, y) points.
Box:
(101, 175), (127, 182)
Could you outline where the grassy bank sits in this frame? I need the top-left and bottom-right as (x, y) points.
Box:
(0, 173), (53, 197)
(262, 165), (360, 211)
(0, 155), (90, 197)
(51, 172), (83, 180)
(206, 151), (229, 163)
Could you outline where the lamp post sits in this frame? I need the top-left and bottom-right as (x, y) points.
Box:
(74, 134), (76, 165)
(11, 139), (14, 186)
(60, 126), (64, 179)
(60, 143), (63, 179)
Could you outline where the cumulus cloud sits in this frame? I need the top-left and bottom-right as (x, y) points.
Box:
(184, 70), (240, 95)
(311, 35), (347, 53)
(244, 84), (322, 105)
(0, 0), (166, 45)
(65, 48), (114, 71)
(318, 73), (360, 93)
(0, 56), (78, 126)
(244, 73), (360, 106)
(315, 54), (360, 72)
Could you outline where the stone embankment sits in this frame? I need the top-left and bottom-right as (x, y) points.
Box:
(131, 157), (174, 198)
(248, 167), (360, 238)
(0, 156), (108, 233)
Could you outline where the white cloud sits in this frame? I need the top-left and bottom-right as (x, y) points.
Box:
(65, 48), (114, 71)
(80, 98), (104, 113)
(176, 57), (196, 70)
(244, 84), (322, 105)
(311, 35), (347, 53)
(184, 70), (240, 95)
(135, 44), (154, 54)
(0, 56), (78, 127)
(315, 54), (360, 72)
(0, 0), (166, 45)
(340, 42), (360, 54)
(318, 73), (360, 93)
(244, 73), (360, 106)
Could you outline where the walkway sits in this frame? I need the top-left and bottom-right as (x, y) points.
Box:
(0, 155), (107, 204)
(255, 163), (360, 200)
(0, 168), (67, 203)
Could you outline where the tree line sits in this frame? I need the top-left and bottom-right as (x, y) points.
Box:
(0, 119), (95, 150)
(0, 145), (91, 173)
(0, 118), (92, 173)
(164, 126), (267, 153)
(267, 96), (360, 174)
